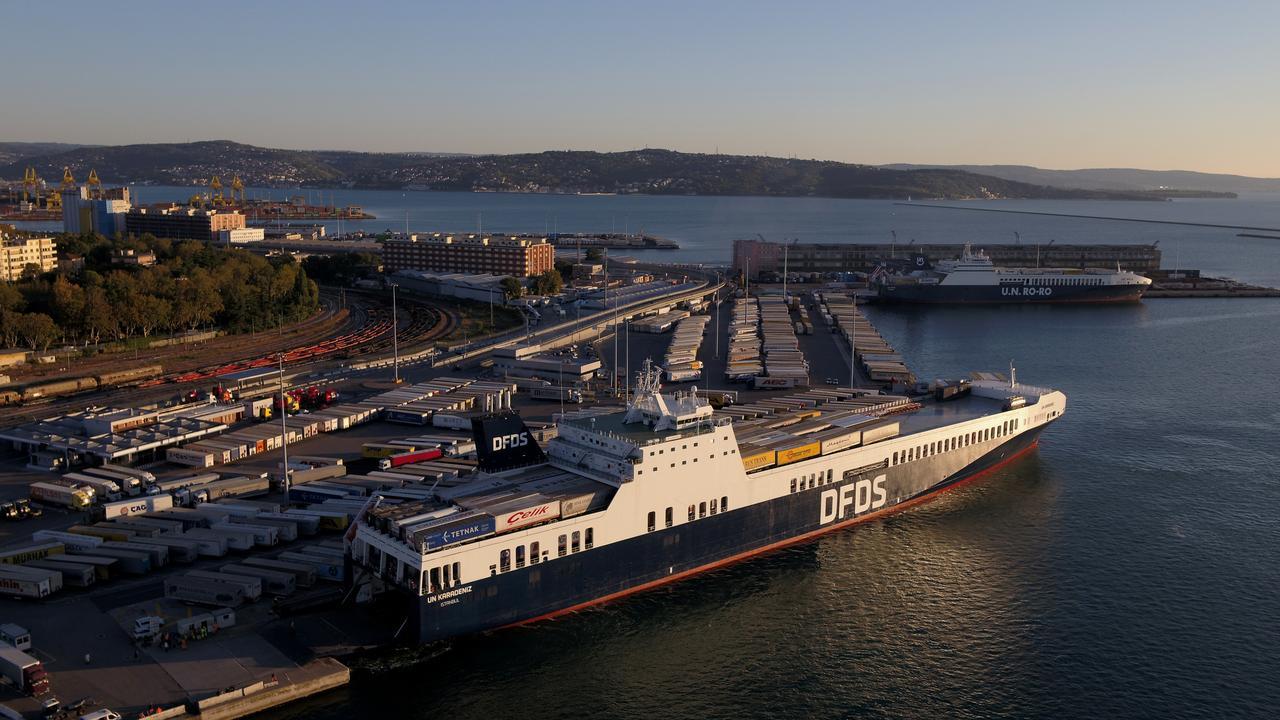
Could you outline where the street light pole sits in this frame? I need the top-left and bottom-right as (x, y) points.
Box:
(278, 353), (290, 497)
(849, 293), (857, 389)
(391, 283), (400, 384)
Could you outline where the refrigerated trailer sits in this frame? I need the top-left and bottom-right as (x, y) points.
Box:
(0, 646), (50, 696)
(214, 521), (277, 547)
(164, 576), (245, 607)
(241, 558), (316, 587)
(23, 560), (94, 588)
(183, 571), (262, 601)
(70, 547), (150, 575)
(128, 536), (200, 564)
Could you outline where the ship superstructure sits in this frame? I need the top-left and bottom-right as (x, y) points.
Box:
(873, 244), (1151, 303)
(350, 366), (1066, 645)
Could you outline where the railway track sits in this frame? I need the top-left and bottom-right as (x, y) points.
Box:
(0, 290), (458, 427)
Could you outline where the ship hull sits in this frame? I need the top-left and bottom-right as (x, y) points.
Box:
(406, 425), (1047, 645)
(876, 282), (1146, 304)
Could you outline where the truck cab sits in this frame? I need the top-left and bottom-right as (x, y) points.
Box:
(132, 616), (163, 641)
(0, 503), (18, 520)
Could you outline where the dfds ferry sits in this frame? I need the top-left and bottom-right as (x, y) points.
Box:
(873, 245), (1151, 303)
(350, 366), (1065, 645)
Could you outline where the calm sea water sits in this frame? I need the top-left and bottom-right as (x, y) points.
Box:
(22, 190), (1280, 717)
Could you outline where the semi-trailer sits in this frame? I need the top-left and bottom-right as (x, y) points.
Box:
(70, 547), (150, 575)
(28, 482), (92, 510)
(128, 536), (200, 564)
(48, 554), (114, 581)
(98, 521), (161, 538)
(218, 564), (297, 596)
(101, 463), (156, 485)
(230, 516), (298, 542)
(146, 509), (212, 530)
(378, 447), (444, 471)
(0, 543), (65, 565)
(276, 552), (344, 582)
(0, 566), (62, 594)
(206, 527), (254, 552)
(169, 530), (229, 558)
(240, 558), (316, 587)
(183, 570), (263, 601)
(0, 646), (50, 696)
(283, 508), (350, 532)
(62, 473), (122, 502)
(67, 525), (133, 542)
(23, 559), (94, 588)
(91, 494), (174, 522)
(121, 517), (184, 536)
(163, 576), (245, 607)
(214, 521), (278, 547)
(202, 476), (270, 501)
(102, 541), (168, 568)
(0, 567), (57, 598)
(258, 512), (319, 536)
(81, 468), (143, 496)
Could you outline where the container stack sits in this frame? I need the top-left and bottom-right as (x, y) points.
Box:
(663, 316), (709, 383)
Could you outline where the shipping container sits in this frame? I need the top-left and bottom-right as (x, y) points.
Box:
(175, 529), (230, 558)
(102, 541), (168, 568)
(410, 513), (496, 551)
(276, 552), (344, 582)
(0, 566), (58, 598)
(229, 516), (298, 543)
(122, 516), (184, 536)
(379, 447), (444, 471)
(215, 521), (277, 547)
(207, 526), (255, 552)
(776, 441), (821, 466)
(166, 447), (215, 468)
(259, 512), (319, 536)
(68, 525), (133, 542)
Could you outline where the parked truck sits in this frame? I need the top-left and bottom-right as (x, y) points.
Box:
(0, 646), (50, 696)
(81, 467), (143, 496)
(91, 494), (175, 522)
(28, 482), (91, 510)
(377, 447), (444, 471)
(62, 473), (123, 503)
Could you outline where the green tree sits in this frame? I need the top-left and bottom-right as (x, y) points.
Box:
(500, 277), (525, 300)
(585, 247), (605, 263)
(16, 312), (57, 351)
(530, 269), (563, 296)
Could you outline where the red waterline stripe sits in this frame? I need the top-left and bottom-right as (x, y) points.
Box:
(499, 439), (1041, 631)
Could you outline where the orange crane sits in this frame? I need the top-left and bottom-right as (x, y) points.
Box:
(210, 175), (224, 204)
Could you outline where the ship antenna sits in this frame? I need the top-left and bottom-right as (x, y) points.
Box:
(1009, 359), (1016, 390)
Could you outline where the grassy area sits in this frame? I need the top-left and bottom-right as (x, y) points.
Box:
(435, 299), (524, 344)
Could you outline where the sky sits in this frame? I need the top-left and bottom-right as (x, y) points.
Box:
(3, 0), (1279, 176)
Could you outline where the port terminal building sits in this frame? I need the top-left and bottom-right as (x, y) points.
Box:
(733, 238), (1162, 276)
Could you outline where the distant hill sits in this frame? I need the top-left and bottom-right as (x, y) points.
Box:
(0, 141), (94, 166)
(883, 164), (1278, 195)
(1, 140), (1171, 201)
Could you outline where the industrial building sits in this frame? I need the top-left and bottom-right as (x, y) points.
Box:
(125, 206), (246, 243)
(732, 238), (1162, 276)
(491, 344), (602, 384)
(0, 235), (58, 281)
(390, 270), (509, 304)
(215, 228), (266, 245)
(61, 186), (132, 236)
(382, 233), (555, 277)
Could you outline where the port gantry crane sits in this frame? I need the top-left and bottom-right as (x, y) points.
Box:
(210, 175), (225, 204)
(230, 175), (245, 203)
(21, 167), (38, 203)
(86, 169), (103, 199)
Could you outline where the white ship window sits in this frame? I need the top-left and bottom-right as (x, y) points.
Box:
(665, 507), (673, 528)
(571, 531), (581, 552)
(722, 496), (729, 511)
(530, 542), (541, 564)
(558, 535), (567, 557)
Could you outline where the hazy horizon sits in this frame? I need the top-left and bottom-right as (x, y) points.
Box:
(4, 1), (1278, 176)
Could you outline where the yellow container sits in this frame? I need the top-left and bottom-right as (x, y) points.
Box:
(777, 442), (820, 465)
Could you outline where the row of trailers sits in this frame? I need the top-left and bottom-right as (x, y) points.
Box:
(166, 403), (382, 469)
(815, 293), (915, 386)
(0, 500), (347, 603)
(662, 315), (710, 383)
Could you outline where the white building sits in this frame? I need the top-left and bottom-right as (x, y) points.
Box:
(0, 235), (58, 281)
(215, 227), (266, 245)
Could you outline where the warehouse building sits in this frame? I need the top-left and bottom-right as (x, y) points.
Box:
(382, 233), (555, 277)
